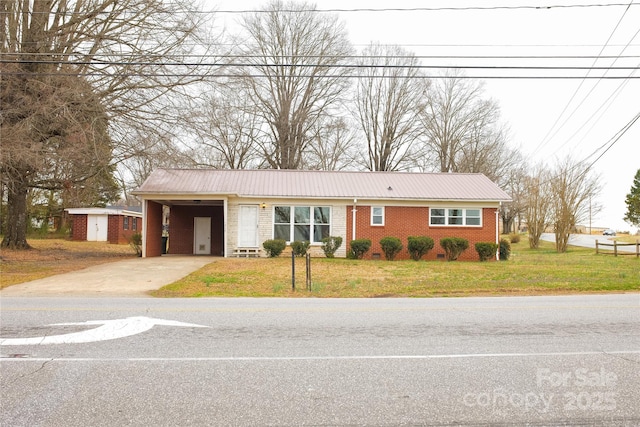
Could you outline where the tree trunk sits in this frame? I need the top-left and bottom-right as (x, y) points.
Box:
(1, 179), (31, 249)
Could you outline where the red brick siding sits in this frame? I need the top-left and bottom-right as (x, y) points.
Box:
(70, 214), (88, 241)
(346, 206), (498, 261)
(106, 215), (141, 244)
(145, 201), (164, 257)
(107, 215), (120, 244)
(169, 206), (224, 255)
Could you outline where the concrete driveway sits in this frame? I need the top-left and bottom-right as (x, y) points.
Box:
(0, 256), (216, 298)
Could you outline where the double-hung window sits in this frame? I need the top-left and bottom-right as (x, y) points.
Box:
(430, 208), (482, 226)
(274, 206), (331, 243)
(123, 216), (129, 230)
(371, 206), (384, 226)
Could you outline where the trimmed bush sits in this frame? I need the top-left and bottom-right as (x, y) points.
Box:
(475, 242), (499, 262)
(321, 236), (343, 258)
(349, 239), (372, 259)
(380, 236), (403, 261)
(263, 239), (287, 257)
(499, 238), (511, 261)
(290, 240), (310, 257)
(509, 233), (521, 244)
(407, 236), (435, 261)
(439, 237), (469, 261)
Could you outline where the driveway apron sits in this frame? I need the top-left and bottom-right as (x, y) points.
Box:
(0, 256), (216, 297)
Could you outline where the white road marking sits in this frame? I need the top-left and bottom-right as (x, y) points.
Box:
(1, 350), (638, 361)
(0, 317), (208, 346)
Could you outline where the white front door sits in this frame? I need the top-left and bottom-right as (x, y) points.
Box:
(194, 217), (211, 255)
(87, 215), (108, 241)
(238, 205), (259, 247)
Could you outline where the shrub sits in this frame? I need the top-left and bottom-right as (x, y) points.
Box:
(349, 239), (371, 259)
(321, 236), (343, 258)
(129, 233), (142, 257)
(380, 236), (403, 261)
(407, 236), (435, 261)
(509, 233), (521, 244)
(475, 242), (499, 262)
(290, 240), (310, 257)
(499, 238), (511, 261)
(439, 237), (469, 261)
(263, 239), (287, 257)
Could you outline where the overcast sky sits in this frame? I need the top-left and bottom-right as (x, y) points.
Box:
(210, 0), (640, 233)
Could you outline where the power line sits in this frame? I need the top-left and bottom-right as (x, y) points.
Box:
(2, 71), (639, 79)
(7, 2), (636, 15)
(4, 59), (639, 72)
(4, 53), (640, 60)
(533, 0), (638, 154)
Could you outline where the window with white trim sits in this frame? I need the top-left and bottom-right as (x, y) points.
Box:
(430, 208), (483, 226)
(371, 206), (384, 226)
(273, 206), (331, 243)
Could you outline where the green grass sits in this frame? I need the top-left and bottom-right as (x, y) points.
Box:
(151, 240), (639, 298)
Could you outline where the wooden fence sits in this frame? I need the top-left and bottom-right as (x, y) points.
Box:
(595, 240), (640, 257)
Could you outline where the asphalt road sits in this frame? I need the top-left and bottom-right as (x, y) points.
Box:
(541, 233), (638, 253)
(1, 295), (639, 426)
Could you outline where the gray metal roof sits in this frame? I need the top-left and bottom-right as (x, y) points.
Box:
(134, 169), (511, 202)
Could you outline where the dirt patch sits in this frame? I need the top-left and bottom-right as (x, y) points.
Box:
(0, 239), (137, 289)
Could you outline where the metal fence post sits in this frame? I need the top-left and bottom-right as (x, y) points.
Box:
(306, 253), (312, 291)
(291, 251), (295, 291)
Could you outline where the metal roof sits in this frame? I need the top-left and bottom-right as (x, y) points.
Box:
(133, 169), (511, 202)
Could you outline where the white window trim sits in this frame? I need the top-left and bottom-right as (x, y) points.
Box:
(371, 206), (385, 226)
(429, 208), (483, 227)
(272, 205), (332, 244)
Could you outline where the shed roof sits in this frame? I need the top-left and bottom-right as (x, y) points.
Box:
(134, 169), (511, 202)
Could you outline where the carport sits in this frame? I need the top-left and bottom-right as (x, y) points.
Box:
(143, 198), (225, 258)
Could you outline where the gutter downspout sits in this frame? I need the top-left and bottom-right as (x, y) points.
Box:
(352, 199), (357, 241)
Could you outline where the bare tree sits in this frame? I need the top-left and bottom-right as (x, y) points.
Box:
(304, 117), (359, 171)
(498, 153), (528, 234)
(549, 157), (601, 253)
(1, 0), (214, 248)
(419, 69), (502, 173)
(189, 83), (263, 169)
(353, 43), (426, 171)
(234, 0), (353, 169)
(524, 165), (552, 249)
(1, 65), (113, 247)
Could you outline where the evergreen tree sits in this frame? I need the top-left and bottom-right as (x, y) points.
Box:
(623, 169), (640, 227)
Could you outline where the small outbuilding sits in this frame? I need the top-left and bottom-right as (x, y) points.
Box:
(66, 207), (143, 244)
(133, 169), (511, 260)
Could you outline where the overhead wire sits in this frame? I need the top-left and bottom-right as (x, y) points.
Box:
(532, 0), (637, 154)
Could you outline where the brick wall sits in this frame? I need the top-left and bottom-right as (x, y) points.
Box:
(169, 205), (224, 255)
(346, 205), (498, 261)
(145, 201), (164, 257)
(70, 214), (88, 241)
(106, 215), (142, 245)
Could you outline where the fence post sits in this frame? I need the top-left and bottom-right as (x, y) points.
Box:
(614, 241), (618, 257)
(306, 253), (312, 291)
(291, 251), (295, 291)
(637, 240), (639, 259)
(595, 240), (599, 255)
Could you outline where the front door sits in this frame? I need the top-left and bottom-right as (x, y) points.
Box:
(87, 215), (108, 241)
(193, 217), (211, 255)
(238, 205), (259, 247)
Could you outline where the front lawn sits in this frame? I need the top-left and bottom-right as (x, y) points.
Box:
(152, 240), (639, 297)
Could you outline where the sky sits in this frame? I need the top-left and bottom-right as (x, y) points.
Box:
(209, 0), (639, 233)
